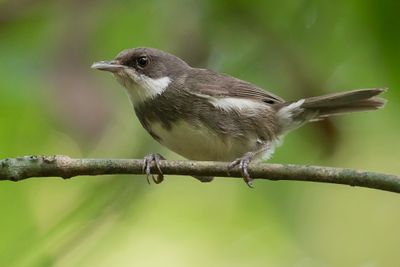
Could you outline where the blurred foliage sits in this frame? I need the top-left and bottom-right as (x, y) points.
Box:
(0, 0), (400, 266)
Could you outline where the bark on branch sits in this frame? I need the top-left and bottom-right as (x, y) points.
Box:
(0, 155), (399, 194)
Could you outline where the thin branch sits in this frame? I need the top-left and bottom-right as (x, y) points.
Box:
(0, 155), (399, 194)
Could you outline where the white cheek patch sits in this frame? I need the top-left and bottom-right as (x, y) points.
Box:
(209, 97), (267, 112)
(118, 68), (171, 104)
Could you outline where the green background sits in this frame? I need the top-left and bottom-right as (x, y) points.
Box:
(1, 0), (399, 266)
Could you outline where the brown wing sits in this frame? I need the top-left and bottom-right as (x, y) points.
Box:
(186, 68), (285, 105)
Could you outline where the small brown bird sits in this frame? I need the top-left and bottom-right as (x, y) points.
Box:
(92, 47), (386, 187)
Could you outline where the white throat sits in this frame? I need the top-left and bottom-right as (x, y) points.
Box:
(115, 69), (171, 104)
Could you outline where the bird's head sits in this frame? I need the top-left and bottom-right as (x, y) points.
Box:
(92, 47), (190, 103)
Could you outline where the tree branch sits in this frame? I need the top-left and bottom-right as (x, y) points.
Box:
(0, 155), (399, 193)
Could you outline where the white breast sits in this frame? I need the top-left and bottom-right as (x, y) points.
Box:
(150, 120), (259, 161)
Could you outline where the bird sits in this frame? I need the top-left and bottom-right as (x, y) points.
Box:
(91, 47), (386, 187)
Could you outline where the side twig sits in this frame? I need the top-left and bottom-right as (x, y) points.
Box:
(0, 155), (399, 194)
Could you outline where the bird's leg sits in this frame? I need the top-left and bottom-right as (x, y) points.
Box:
(228, 153), (254, 187)
(143, 154), (213, 184)
(228, 142), (272, 188)
(143, 153), (165, 184)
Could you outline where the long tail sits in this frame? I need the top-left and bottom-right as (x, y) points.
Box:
(277, 88), (387, 131)
(303, 88), (387, 119)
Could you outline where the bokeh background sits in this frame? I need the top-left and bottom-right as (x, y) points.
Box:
(1, 0), (400, 266)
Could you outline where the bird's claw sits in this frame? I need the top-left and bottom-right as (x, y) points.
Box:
(143, 153), (165, 184)
(228, 155), (254, 188)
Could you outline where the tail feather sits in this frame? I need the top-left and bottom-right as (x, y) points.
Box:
(316, 97), (386, 118)
(302, 88), (386, 109)
(278, 88), (387, 130)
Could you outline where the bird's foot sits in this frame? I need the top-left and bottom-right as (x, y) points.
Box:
(143, 153), (165, 184)
(228, 154), (254, 188)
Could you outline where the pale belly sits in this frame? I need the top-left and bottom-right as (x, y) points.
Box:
(149, 120), (259, 161)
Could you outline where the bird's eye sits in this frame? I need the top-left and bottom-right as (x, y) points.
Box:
(136, 56), (149, 68)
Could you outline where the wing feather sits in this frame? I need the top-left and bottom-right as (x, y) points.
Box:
(185, 68), (285, 105)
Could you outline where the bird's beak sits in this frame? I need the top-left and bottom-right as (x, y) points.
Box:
(91, 60), (125, 73)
